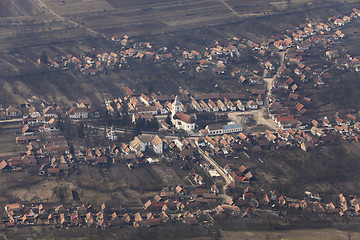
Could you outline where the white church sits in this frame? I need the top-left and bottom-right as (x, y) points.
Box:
(171, 96), (196, 133)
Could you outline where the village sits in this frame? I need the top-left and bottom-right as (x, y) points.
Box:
(0, 7), (360, 232)
(44, 8), (360, 78)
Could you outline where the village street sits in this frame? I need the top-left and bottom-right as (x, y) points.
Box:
(228, 51), (286, 132)
(191, 140), (233, 202)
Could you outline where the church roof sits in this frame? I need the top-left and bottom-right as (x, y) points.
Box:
(175, 112), (194, 124)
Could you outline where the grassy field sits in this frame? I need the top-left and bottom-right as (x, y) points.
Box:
(0, 161), (186, 212)
(0, 224), (218, 240)
(0, 0), (22, 17)
(222, 229), (360, 240)
(0, 123), (26, 158)
(213, 138), (360, 199)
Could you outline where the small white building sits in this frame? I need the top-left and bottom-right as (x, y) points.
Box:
(106, 127), (117, 140)
(205, 122), (242, 135)
(246, 100), (258, 110)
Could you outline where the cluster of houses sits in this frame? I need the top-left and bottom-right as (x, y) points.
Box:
(259, 191), (360, 217)
(106, 87), (260, 135)
(190, 92), (261, 112)
(59, 133), (163, 169)
(9, 110), (167, 174)
(325, 47), (360, 71)
(195, 107), (360, 155)
(48, 35), (154, 75)
(193, 37), (271, 74)
(2, 8), (360, 232)
(48, 27), (274, 77)
(197, 123), (334, 154)
(2, 98), (97, 120)
(5, 102), (98, 175)
(2, 105), (22, 117)
(0, 202), (164, 229)
(3, 98), (167, 174)
(142, 184), (360, 223)
(142, 185), (221, 225)
(315, 111), (360, 142)
(0, 128), (72, 176)
(273, 8), (360, 52)
(11, 106), (74, 175)
(0, 181), (249, 230)
(0, 184), (219, 229)
(99, 8), (360, 138)
(263, 9), (360, 132)
(331, 8), (360, 26)
(2, 185), (359, 230)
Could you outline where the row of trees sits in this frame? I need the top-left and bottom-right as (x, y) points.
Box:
(134, 117), (159, 135)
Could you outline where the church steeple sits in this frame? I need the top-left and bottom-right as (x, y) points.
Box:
(172, 96), (181, 117)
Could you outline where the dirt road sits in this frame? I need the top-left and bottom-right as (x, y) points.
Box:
(228, 51), (286, 131)
(35, 0), (110, 41)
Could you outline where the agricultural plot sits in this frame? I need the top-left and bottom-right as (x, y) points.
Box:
(0, 0), (52, 18)
(70, 0), (236, 36)
(106, 0), (180, 8)
(0, 123), (26, 158)
(0, 0), (23, 17)
(43, 0), (115, 16)
(225, 0), (277, 13)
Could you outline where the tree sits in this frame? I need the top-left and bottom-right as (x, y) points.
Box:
(77, 123), (85, 139)
(69, 145), (75, 155)
(147, 83), (154, 93)
(40, 51), (48, 64)
(56, 117), (64, 131)
(134, 117), (145, 136)
(165, 114), (172, 126)
(149, 117), (159, 131)
(120, 103), (130, 126)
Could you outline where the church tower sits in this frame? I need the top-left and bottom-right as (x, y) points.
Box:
(172, 96), (182, 117)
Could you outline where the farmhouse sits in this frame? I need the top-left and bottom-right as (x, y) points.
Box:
(275, 116), (300, 129)
(68, 108), (89, 119)
(6, 106), (21, 117)
(43, 106), (58, 118)
(247, 100), (258, 110)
